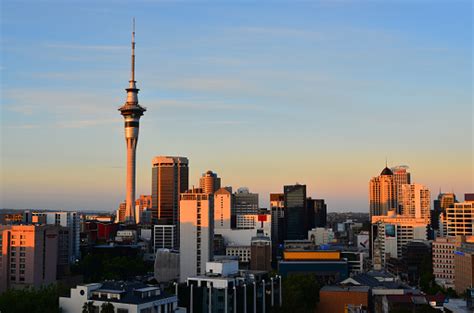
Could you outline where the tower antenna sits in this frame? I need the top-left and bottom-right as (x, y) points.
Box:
(131, 17), (135, 82)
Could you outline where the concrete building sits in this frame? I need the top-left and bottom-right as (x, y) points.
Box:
(369, 166), (397, 218)
(60, 281), (179, 313)
(234, 187), (259, 215)
(154, 225), (176, 251)
(391, 165), (411, 212)
(250, 233), (272, 271)
(308, 227), (335, 246)
(446, 202), (474, 236)
(0, 225), (58, 293)
(214, 187), (233, 230)
(179, 188), (214, 282)
(270, 193), (285, 263)
(432, 236), (461, 289)
(199, 170), (221, 195)
(401, 184), (431, 221)
(226, 245), (250, 263)
(154, 249), (179, 283)
(454, 241), (474, 295)
(371, 211), (428, 266)
(32, 211), (81, 262)
(118, 24), (146, 224)
(152, 156), (189, 247)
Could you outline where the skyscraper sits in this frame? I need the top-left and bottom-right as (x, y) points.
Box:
(270, 192), (285, 261)
(369, 166), (397, 218)
(118, 21), (146, 224)
(214, 187), (233, 230)
(391, 165), (411, 213)
(151, 156), (189, 247)
(284, 184), (307, 240)
(234, 187), (259, 215)
(199, 170), (221, 195)
(307, 198), (327, 228)
(432, 192), (457, 230)
(179, 188), (214, 282)
(401, 184), (431, 221)
(446, 202), (474, 236)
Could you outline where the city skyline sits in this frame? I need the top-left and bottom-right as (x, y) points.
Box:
(1, 1), (472, 212)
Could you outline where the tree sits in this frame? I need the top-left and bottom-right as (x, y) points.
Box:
(270, 274), (320, 313)
(100, 302), (115, 313)
(82, 301), (95, 313)
(0, 285), (62, 313)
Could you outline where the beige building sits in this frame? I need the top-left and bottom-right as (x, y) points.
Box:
(369, 167), (397, 217)
(446, 202), (474, 236)
(454, 240), (474, 295)
(199, 170), (221, 195)
(371, 211), (428, 266)
(401, 184), (431, 221)
(0, 225), (58, 293)
(214, 187), (233, 230)
(179, 188), (214, 282)
(432, 236), (463, 289)
(391, 165), (411, 210)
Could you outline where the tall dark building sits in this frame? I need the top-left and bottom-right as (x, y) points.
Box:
(284, 184), (307, 240)
(431, 192), (456, 230)
(151, 156), (189, 247)
(270, 193), (285, 263)
(307, 198), (327, 229)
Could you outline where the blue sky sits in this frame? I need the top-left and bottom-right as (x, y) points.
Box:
(1, 0), (472, 212)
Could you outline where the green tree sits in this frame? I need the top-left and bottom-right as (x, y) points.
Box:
(270, 274), (320, 313)
(0, 285), (61, 313)
(82, 301), (95, 313)
(100, 302), (114, 313)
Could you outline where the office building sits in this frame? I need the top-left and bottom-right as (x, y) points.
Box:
(465, 193), (474, 202)
(199, 170), (221, 195)
(226, 245), (251, 263)
(454, 241), (474, 295)
(152, 156), (189, 247)
(446, 202), (474, 236)
(401, 184), (431, 221)
(402, 240), (431, 284)
(250, 232), (272, 271)
(234, 187), (259, 215)
(270, 193), (285, 262)
(153, 225), (176, 251)
(154, 249), (179, 283)
(118, 24), (146, 224)
(214, 187), (233, 230)
(308, 227), (335, 246)
(371, 211), (428, 266)
(432, 236), (460, 289)
(135, 194), (152, 224)
(309, 198), (327, 228)
(284, 184), (307, 240)
(59, 281), (179, 313)
(391, 165), (411, 211)
(278, 250), (349, 283)
(179, 188), (214, 282)
(432, 192), (457, 231)
(32, 211), (81, 262)
(369, 166), (397, 217)
(0, 225), (58, 293)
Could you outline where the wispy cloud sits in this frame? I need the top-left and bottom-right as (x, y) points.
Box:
(44, 43), (127, 51)
(158, 98), (263, 111)
(57, 118), (121, 129)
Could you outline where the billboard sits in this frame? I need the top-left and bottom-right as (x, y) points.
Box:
(385, 224), (396, 237)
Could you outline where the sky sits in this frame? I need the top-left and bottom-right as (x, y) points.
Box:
(1, 0), (472, 212)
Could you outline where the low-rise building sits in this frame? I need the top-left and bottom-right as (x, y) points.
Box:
(454, 241), (474, 295)
(226, 245), (251, 263)
(59, 281), (179, 313)
(318, 285), (370, 313)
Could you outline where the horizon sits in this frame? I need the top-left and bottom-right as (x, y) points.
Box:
(1, 1), (472, 213)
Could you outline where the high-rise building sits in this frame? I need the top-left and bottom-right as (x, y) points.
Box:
(401, 184), (431, 221)
(446, 202), (474, 236)
(32, 211), (81, 262)
(432, 192), (457, 230)
(371, 211), (428, 267)
(391, 165), (411, 212)
(270, 193), (285, 260)
(152, 156), (189, 247)
(284, 184), (307, 240)
(432, 236), (463, 289)
(234, 187), (259, 215)
(179, 188), (214, 282)
(135, 194), (152, 224)
(0, 225), (59, 293)
(118, 22), (146, 224)
(369, 167), (397, 218)
(153, 225), (176, 251)
(199, 170), (221, 195)
(214, 187), (233, 230)
(307, 198), (327, 228)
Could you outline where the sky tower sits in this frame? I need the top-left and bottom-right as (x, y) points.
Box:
(119, 19), (146, 224)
